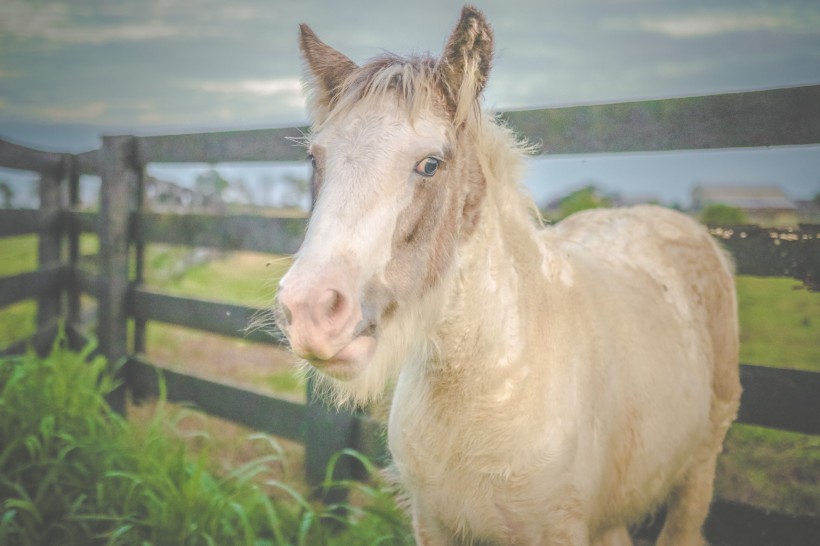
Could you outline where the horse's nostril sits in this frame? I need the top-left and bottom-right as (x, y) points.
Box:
(276, 290), (293, 326)
(319, 288), (347, 323)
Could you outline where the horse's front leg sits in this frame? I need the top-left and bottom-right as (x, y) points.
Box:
(501, 492), (592, 546)
(411, 508), (451, 546)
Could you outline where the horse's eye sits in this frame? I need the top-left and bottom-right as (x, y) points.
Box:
(415, 156), (441, 177)
(307, 153), (317, 169)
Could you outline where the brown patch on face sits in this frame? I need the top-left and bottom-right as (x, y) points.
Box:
(361, 275), (399, 327)
(380, 137), (487, 307)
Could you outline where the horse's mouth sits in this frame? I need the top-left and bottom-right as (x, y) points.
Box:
(305, 334), (377, 380)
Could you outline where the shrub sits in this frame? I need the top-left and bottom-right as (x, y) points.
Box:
(557, 186), (612, 220)
(699, 203), (749, 225)
(0, 336), (411, 545)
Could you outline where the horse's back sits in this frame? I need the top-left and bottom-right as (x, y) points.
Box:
(552, 204), (740, 410)
(552, 205), (725, 278)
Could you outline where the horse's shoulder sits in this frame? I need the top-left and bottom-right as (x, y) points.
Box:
(553, 205), (700, 241)
(544, 205), (718, 292)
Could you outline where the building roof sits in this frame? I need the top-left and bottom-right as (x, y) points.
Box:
(692, 185), (796, 211)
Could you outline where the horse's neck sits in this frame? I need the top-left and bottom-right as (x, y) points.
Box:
(431, 192), (545, 380)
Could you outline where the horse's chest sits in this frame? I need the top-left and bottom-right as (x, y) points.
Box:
(388, 409), (513, 536)
(387, 372), (572, 535)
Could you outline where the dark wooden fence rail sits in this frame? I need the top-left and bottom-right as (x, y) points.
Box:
(1, 84), (819, 544)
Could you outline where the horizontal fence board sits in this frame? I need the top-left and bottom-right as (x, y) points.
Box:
(69, 210), (99, 233)
(71, 267), (100, 298)
(353, 415), (389, 466)
(9, 86), (819, 175)
(133, 212), (306, 254)
(737, 364), (820, 435)
(0, 209), (94, 240)
(0, 209), (60, 237)
(75, 149), (99, 175)
(0, 321), (61, 357)
(136, 126), (309, 164)
(128, 287), (282, 345)
(127, 357), (307, 441)
(635, 498), (820, 546)
(0, 266), (67, 309)
(711, 224), (819, 289)
(705, 499), (820, 546)
(501, 84), (820, 154)
(0, 137), (64, 173)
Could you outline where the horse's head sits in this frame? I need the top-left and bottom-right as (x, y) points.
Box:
(275, 6), (494, 402)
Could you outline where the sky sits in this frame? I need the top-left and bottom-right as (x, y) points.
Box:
(1, 0), (819, 206)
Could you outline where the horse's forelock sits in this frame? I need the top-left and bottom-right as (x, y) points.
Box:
(319, 53), (450, 129)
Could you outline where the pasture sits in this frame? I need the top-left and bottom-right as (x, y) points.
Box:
(1, 233), (817, 521)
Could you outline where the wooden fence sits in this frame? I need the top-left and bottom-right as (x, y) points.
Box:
(1, 84), (819, 544)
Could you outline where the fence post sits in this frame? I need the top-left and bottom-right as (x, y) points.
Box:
(98, 135), (137, 415)
(132, 163), (147, 355)
(65, 155), (82, 345)
(36, 161), (64, 348)
(304, 376), (359, 502)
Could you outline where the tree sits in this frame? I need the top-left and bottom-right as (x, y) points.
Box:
(194, 169), (230, 200)
(699, 203), (749, 225)
(558, 186), (611, 220)
(279, 173), (310, 209)
(0, 181), (13, 208)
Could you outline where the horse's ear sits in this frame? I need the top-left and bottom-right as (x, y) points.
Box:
(299, 24), (358, 119)
(437, 5), (494, 118)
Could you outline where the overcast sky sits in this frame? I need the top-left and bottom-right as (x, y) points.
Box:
(1, 0), (819, 204)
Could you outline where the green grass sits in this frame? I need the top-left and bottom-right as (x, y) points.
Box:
(717, 425), (820, 516)
(267, 370), (306, 394)
(0, 235), (37, 277)
(721, 276), (819, 515)
(0, 339), (413, 545)
(0, 236), (39, 347)
(736, 275), (820, 371)
(0, 301), (36, 348)
(144, 245), (290, 307)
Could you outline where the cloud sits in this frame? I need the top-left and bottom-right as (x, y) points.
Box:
(38, 102), (108, 122)
(197, 78), (302, 97)
(637, 14), (782, 38)
(0, 0), (184, 44)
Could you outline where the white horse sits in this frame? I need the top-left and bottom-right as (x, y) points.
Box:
(276, 6), (741, 545)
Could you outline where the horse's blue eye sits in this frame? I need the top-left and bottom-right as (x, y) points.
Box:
(415, 157), (441, 177)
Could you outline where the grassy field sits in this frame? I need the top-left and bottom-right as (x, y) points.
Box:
(1, 233), (818, 519)
(736, 275), (820, 371)
(0, 236), (39, 345)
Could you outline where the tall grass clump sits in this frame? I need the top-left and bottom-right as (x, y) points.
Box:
(0, 337), (412, 545)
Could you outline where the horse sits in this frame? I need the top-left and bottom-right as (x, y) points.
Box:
(275, 6), (741, 545)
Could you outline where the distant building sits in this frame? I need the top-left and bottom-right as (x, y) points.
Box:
(691, 184), (795, 211)
(611, 194), (660, 207)
(691, 184), (797, 225)
(145, 176), (221, 211)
